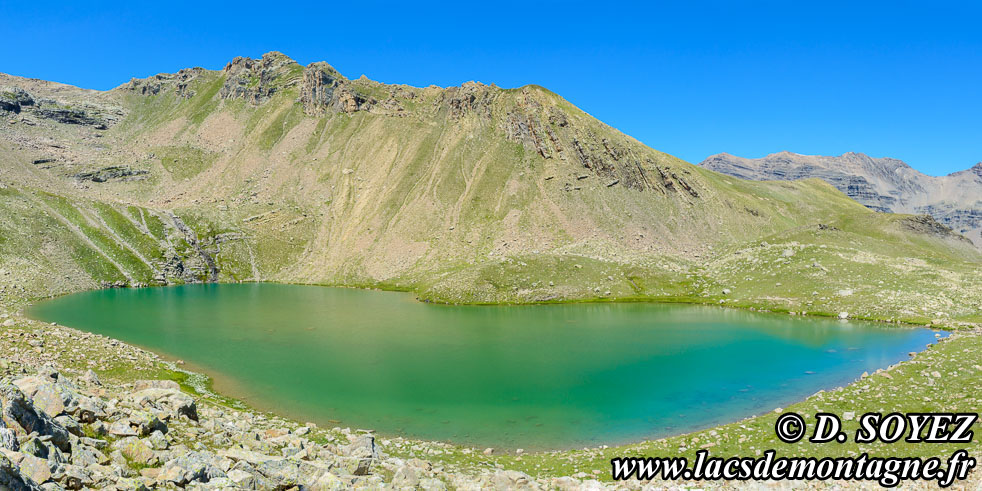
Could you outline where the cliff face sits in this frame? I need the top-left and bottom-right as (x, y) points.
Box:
(700, 151), (982, 246)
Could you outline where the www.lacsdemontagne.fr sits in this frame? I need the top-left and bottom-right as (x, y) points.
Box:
(611, 449), (976, 487)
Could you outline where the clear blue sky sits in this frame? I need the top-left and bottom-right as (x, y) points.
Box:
(4, 1), (980, 175)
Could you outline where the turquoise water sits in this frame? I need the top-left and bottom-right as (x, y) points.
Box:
(28, 283), (938, 449)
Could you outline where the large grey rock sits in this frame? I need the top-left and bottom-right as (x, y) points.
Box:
(307, 470), (346, 491)
(220, 449), (300, 488)
(0, 383), (71, 451)
(0, 417), (18, 451)
(54, 464), (91, 490)
(19, 438), (48, 459)
(128, 388), (198, 421)
(114, 437), (156, 466)
(107, 420), (138, 437)
(132, 380), (179, 391)
(340, 434), (379, 476)
(74, 397), (107, 424)
(1, 452), (38, 490)
(70, 443), (108, 467)
(392, 464), (419, 488)
(493, 470), (537, 489)
(80, 371), (101, 387)
(53, 416), (82, 437)
(147, 430), (168, 451)
(419, 477), (448, 490)
(226, 468), (258, 489)
(18, 454), (51, 485)
(127, 411), (167, 437)
(158, 451), (221, 487)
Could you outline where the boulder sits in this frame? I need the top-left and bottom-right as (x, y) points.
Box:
(107, 420), (138, 437)
(148, 430), (168, 451)
(132, 380), (180, 391)
(53, 415), (82, 437)
(31, 385), (67, 417)
(128, 411), (167, 436)
(340, 434), (379, 476)
(80, 371), (101, 387)
(18, 454), (51, 485)
(308, 470), (346, 490)
(57, 464), (92, 490)
(0, 428), (17, 451)
(75, 397), (107, 424)
(226, 468), (258, 489)
(115, 437), (156, 466)
(494, 470), (536, 489)
(0, 452), (36, 490)
(392, 465), (419, 488)
(70, 443), (108, 467)
(158, 451), (221, 487)
(128, 388), (198, 421)
(0, 383), (71, 451)
(220, 449), (299, 488)
(19, 438), (48, 459)
(419, 477), (448, 490)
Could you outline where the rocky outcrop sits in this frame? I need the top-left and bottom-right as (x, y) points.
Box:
(30, 99), (120, 130)
(72, 166), (148, 183)
(299, 62), (375, 114)
(0, 88), (34, 113)
(166, 212), (218, 282)
(220, 51), (300, 105)
(439, 81), (498, 120)
(2, 86), (114, 128)
(701, 152), (982, 246)
(898, 215), (972, 243)
(497, 86), (701, 197)
(123, 67), (203, 99)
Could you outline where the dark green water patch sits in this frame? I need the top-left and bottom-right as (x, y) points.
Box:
(28, 284), (939, 449)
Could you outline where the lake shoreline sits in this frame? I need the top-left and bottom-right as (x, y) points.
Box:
(3, 285), (980, 488)
(27, 278), (963, 331)
(24, 283), (944, 451)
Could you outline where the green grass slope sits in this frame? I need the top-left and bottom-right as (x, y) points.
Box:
(0, 53), (978, 328)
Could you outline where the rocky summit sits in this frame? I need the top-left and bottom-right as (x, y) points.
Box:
(700, 151), (982, 247)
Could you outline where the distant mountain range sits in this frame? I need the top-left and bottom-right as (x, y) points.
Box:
(700, 152), (982, 246)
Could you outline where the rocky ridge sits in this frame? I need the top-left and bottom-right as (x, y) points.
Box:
(700, 152), (982, 246)
(117, 51), (697, 196)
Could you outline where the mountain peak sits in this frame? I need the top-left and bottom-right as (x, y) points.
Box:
(699, 151), (982, 246)
(951, 161), (982, 179)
